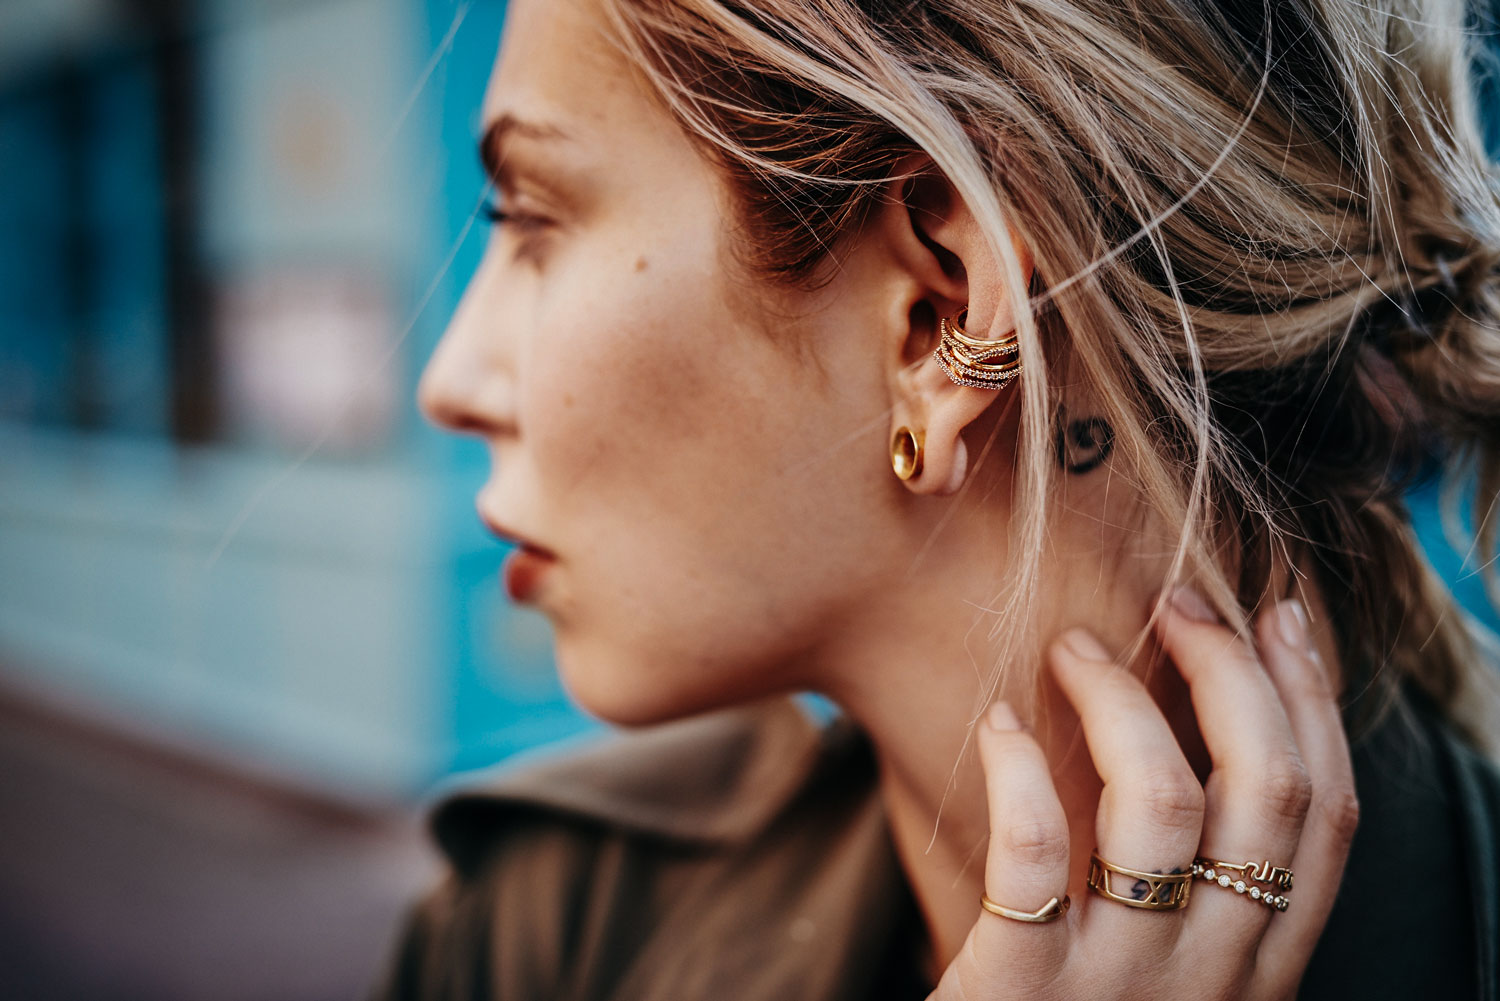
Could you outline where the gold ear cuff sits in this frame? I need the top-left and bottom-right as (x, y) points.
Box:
(935, 312), (1022, 389)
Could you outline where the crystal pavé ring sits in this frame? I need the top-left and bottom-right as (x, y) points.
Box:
(1192, 858), (1293, 912)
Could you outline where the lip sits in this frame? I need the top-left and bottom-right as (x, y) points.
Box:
(477, 506), (557, 560)
(478, 506), (558, 605)
(503, 546), (552, 604)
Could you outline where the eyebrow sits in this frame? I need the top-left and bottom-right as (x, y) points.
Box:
(478, 113), (573, 180)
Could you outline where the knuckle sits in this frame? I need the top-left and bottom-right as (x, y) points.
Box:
(950, 937), (986, 1001)
(965, 923), (1055, 995)
(986, 732), (1038, 767)
(1318, 786), (1362, 846)
(1225, 644), (1267, 678)
(1137, 767), (1206, 830)
(1279, 654), (1334, 704)
(1044, 634), (1072, 666)
(1259, 759), (1314, 823)
(1001, 816), (1071, 872)
(1046, 633), (1100, 676)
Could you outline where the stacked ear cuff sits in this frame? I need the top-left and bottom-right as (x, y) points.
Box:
(934, 313), (1022, 389)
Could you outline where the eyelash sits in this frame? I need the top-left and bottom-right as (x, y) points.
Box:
(482, 200), (546, 233)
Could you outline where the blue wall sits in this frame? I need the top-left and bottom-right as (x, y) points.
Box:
(0, 0), (600, 801)
(0, 0), (1495, 802)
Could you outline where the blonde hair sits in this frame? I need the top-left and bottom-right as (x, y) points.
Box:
(601, 0), (1500, 752)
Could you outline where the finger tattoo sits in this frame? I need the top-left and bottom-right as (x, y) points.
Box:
(1129, 866), (1186, 901)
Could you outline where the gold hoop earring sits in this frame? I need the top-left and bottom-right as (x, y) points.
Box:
(935, 310), (1022, 389)
(891, 426), (924, 481)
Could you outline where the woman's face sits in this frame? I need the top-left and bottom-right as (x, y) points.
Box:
(418, 0), (910, 724)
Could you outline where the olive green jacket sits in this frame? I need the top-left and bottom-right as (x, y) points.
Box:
(374, 692), (1500, 1000)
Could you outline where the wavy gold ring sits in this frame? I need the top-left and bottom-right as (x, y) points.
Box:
(1192, 859), (1292, 912)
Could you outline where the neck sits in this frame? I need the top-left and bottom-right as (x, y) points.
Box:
(814, 473), (1340, 984)
(820, 550), (1146, 980)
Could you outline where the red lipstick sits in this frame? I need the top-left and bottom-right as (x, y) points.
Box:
(477, 506), (556, 605)
(502, 545), (553, 603)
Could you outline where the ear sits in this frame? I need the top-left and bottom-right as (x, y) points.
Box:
(871, 156), (1034, 496)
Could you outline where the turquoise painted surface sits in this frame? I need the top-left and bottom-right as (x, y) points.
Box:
(415, 0), (604, 775)
(0, 0), (1493, 804)
(1409, 477), (1500, 639)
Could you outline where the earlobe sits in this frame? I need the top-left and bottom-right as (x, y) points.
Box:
(914, 435), (969, 496)
(939, 436), (969, 495)
(889, 414), (971, 496)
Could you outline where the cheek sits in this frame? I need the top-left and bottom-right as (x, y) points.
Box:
(524, 242), (881, 631)
(521, 263), (809, 716)
(526, 238), (783, 537)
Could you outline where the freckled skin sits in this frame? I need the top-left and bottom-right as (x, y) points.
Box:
(417, 0), (904, 725)
(414, 0), (1201, 756)
(416, 0), (1350, 982)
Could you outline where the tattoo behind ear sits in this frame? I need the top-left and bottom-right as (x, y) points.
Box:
(1054, 407), (1115, 475)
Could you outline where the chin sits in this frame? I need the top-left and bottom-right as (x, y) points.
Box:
(552, 632), (760, 729)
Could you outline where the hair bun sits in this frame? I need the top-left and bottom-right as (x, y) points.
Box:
(1376, 239), (1500, 496)
(1367, 245), (1491, 353)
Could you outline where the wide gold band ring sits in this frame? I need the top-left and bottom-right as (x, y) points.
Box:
(1192, 859), (1292, 912)
(979, 893), (1071, 924)
(1086, 851), (1193, 910)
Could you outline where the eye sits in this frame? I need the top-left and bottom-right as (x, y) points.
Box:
(482, 199), (548, 233)
(481, 200), (511, 225)
(478, 190), (558, 268)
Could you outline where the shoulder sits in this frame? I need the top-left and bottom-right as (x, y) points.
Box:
(1425, 704), (1500, 998)
(373, 696), (882, 1001)
(1303, 688), (1500, 999)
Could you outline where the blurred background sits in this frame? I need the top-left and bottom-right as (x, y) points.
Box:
(0, 0), (1497, 998)
(0, 1), (596, 998)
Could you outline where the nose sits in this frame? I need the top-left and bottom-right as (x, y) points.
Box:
(417, 263), (517, 437)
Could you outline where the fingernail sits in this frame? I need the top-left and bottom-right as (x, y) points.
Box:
(986, 700), (1020, 732)
(1276, 600), (1312, 653)
(1060, 627), (1112, 662)
(1170, 586), (1218, 623)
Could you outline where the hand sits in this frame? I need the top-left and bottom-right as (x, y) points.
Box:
(929, 589), (1360, 1001)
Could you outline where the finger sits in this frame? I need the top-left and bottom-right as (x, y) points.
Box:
(1047, 629), (1201, 942)
(1253, 600), (1359, 993)
(970, 700), (1072, 976)
(1157, 588), (1311, 941)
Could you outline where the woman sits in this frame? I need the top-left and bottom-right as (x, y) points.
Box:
(379, 0), (1500, 997)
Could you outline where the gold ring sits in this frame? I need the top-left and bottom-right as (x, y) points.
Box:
(1086, 851), (1193, 910)
(1194, 857), (1294, 891)
(979, 893), (1071, 923)
(1192, 860), (1292, 911)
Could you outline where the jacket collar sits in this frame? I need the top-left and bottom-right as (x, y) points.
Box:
(428, 695), (846, 870)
